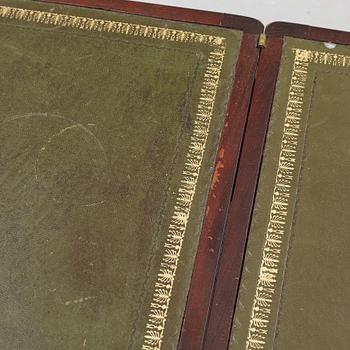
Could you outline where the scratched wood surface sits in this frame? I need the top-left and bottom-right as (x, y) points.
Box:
(204, 22), (350, 350)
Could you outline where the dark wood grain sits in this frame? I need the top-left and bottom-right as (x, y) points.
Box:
(202, 37), (284, 350)
(267, 22), (350, 45)
(178, 33), (260, 350)
(202, 23), (350, 350)
(39, 0), (263, 33)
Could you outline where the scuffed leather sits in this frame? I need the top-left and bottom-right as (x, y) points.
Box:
(0, 0), (241, 348)
(231, 37), (350, 350)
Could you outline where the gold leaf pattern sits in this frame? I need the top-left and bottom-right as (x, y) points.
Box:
(0, 6), (227, 350)
(245, 48), (350, 350)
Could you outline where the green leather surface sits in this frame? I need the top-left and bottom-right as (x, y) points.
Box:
(0, 1), (241, 349)
(230, 37), (350, 350)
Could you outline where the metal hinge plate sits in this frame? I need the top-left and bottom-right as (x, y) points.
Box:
(258, 33), (267, 48)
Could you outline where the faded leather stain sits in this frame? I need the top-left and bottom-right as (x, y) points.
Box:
(211, 148), (225, 191)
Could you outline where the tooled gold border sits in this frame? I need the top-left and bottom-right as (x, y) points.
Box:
(246, 49), (350, 350)
(0, 6), (227, 350)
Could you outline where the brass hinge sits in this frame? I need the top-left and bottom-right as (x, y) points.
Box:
(258, 33), (267, 48)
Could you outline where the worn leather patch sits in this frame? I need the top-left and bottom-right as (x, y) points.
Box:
(0, 0), (241, 349)
(231, 37), (350, 350)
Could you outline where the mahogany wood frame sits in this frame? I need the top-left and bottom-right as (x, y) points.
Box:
(179, 33), (260, 350)
(203, 22), (350, 350)
(5, 1), (350, 347)
(38, 0), (263, 33)
(203, 36), (284, 350)
(35, 0), (263, 348)
(267, 22), (350, 45)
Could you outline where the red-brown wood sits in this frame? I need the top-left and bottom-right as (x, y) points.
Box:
(202, 23), (350, 350)
(267, 21), (350, 45)
(178, 33), (260, 350)
(40, 0), (263, 33)
(202, 37), (284, 350)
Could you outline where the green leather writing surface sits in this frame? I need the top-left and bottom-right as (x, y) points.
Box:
(0, 1), (241, 348)
(230, 37), (350, 350)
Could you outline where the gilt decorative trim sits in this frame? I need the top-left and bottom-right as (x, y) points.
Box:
(142, 45), (226, 350)
(246, 48), (350, 350)
(0, 6), (227, 350)
(0, 6), (224, 46)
